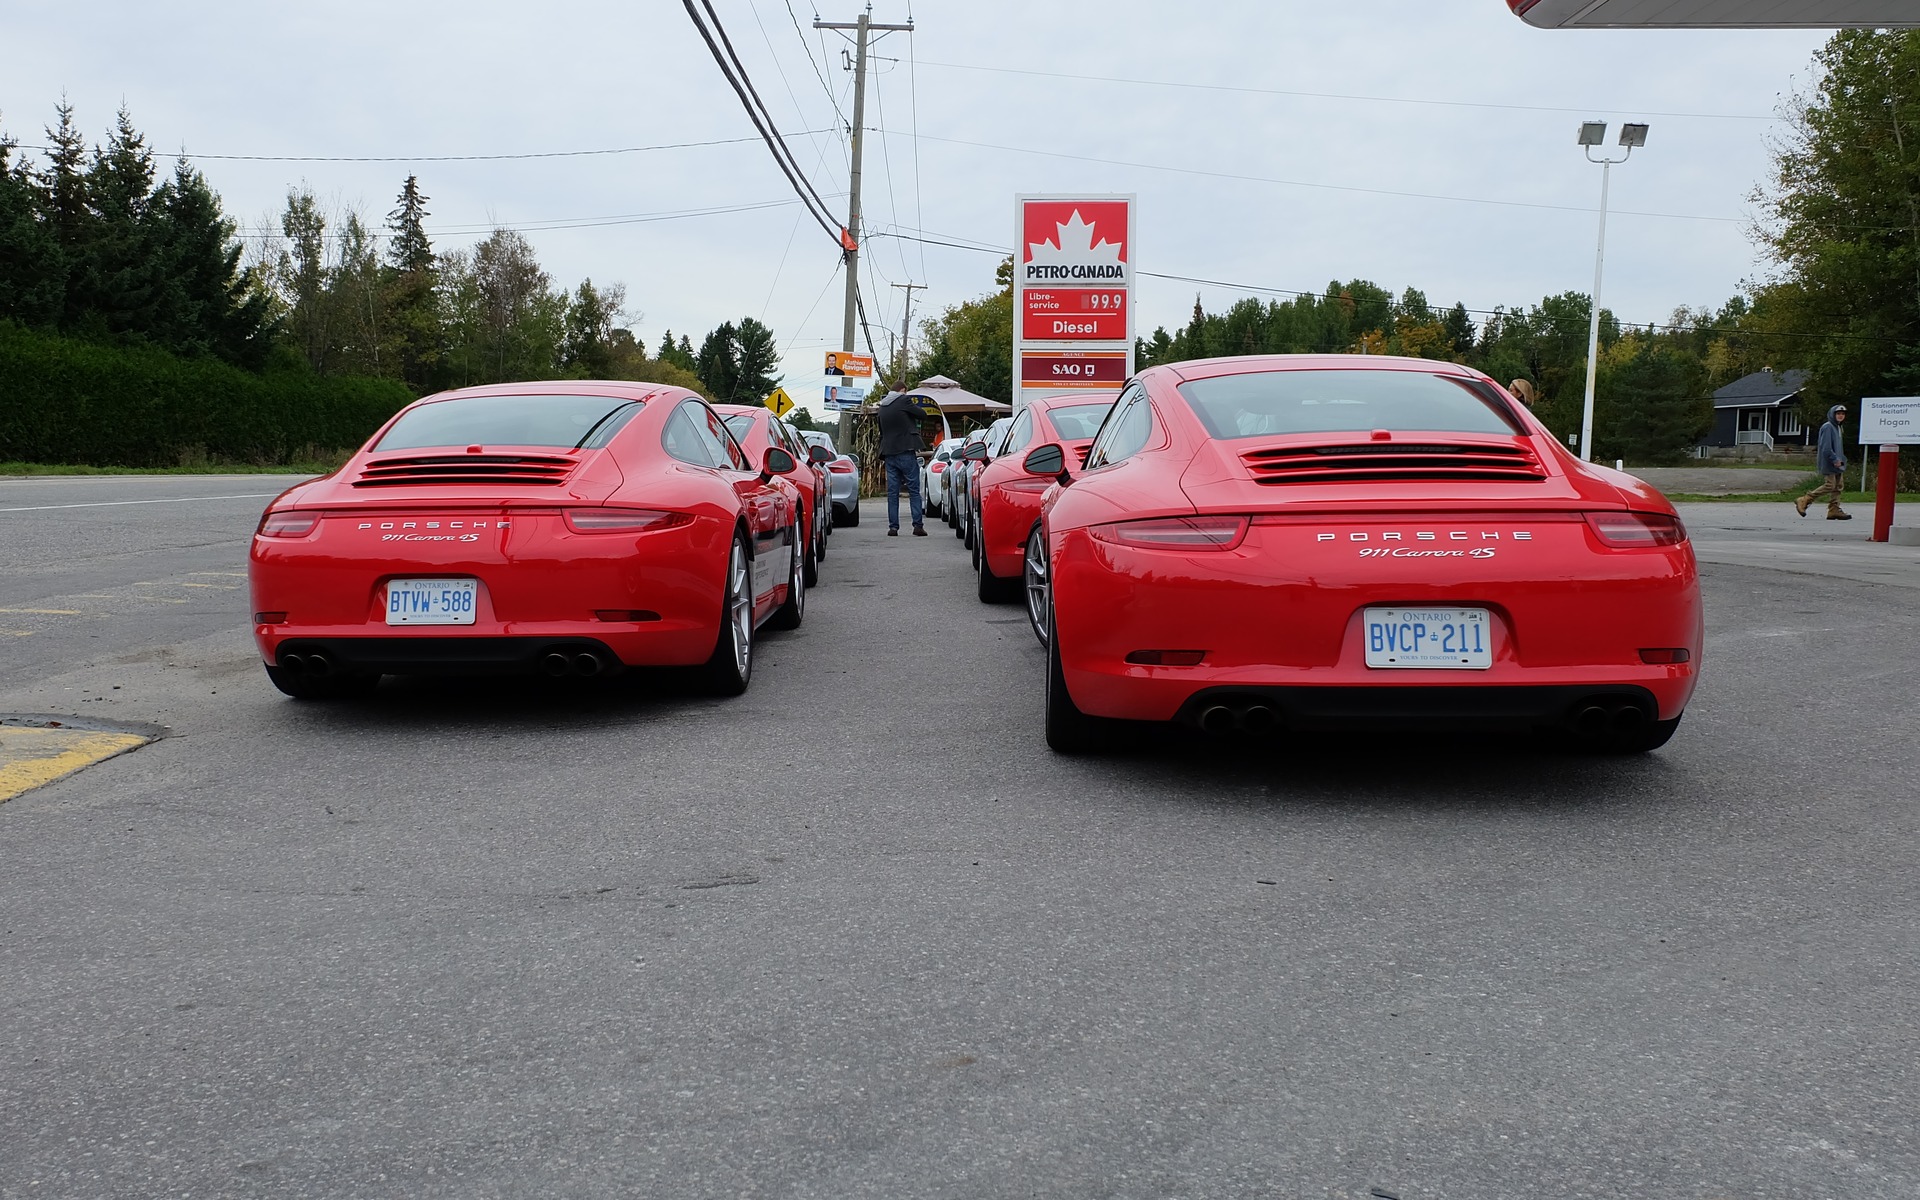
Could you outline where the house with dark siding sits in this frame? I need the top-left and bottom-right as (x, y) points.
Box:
(1698, 369), (1811, 454)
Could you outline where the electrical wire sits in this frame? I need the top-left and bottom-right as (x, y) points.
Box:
(681, 0), (844, 244)
(911, 59), (1781, 123)
(6, 132), (824, 164)
(861, 227), (1902, 345)
(897, 129), (1748, 225)
(696, 0), (844, 226)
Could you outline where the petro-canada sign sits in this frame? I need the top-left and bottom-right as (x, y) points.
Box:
(1014, 195), (1135, 408)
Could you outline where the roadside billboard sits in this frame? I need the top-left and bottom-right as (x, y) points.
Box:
(1013, 195), (1134, 408)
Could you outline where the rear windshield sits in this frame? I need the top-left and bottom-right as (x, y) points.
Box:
(1048, 403), (1114, 439)
(1176, 371), (1519, 439)
(376, 395), (640, 450)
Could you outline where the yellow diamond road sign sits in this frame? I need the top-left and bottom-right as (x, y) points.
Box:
(764, 387), (794, 418)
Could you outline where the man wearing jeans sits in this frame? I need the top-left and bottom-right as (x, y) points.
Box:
(1795, 404), (1853, 521)
(876, 390), (934, 536)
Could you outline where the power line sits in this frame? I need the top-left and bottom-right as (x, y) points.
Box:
(7, 132), (825, 164)
(681, 0), (845, 245)
(899, 130), (1748, 224)
(862, 227), (1902, 345)
(911, 58), (1781, 123)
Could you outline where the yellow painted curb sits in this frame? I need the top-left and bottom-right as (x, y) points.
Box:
(0, 727), (152, 803)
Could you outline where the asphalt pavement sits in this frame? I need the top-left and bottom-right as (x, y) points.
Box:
(2, 476), (1918, 1200)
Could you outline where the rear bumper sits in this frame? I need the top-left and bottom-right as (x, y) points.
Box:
(270, 635), (627, 676)
(1171, 683), (1661, 733)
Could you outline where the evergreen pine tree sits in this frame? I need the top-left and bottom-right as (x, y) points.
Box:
(151, 157), (273, 367)
(37, 101), (91, 329)
(734, 316), (781, 400)
(0, 127), (63, 326)
(696, 323), (741, 402)
(384, 174), (438, 391)
(83, 105), (163, 338)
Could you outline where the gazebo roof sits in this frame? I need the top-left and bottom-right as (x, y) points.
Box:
(871, 375), (1012, 415)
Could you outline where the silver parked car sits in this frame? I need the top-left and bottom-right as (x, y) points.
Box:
(801, 430), (862, 528)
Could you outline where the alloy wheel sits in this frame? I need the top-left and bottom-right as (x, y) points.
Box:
(1023, 525), (1050, 647)
(728, 538), (752, 677)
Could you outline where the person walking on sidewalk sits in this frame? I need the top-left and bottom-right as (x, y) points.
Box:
(1796, 404), (1853, 521)
(876, 389), (934, 536)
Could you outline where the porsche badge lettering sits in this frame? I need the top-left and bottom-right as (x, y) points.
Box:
(356, 520), (511, 530)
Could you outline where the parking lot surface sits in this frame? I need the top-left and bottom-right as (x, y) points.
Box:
(2, 476), (1917, 1199)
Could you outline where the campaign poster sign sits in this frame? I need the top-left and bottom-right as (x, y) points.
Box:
(1014, 195), (1134, 408)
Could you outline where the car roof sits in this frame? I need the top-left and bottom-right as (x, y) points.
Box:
(1162, 353), (1481, 384)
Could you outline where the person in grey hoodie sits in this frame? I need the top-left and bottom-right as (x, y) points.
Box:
(876, 390), (936, 535)
(1796, 404), (1853, 520)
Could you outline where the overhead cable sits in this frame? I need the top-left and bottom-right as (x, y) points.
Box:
(6, 132), (826, 164)
(682, 0), (846, 246)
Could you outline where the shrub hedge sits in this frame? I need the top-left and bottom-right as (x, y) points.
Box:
(0, 322), (415, 466)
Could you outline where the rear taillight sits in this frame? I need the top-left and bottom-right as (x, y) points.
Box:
(564, 509), (692, 534)
(1585, 511), (1686, 548)
(1089, 515), (1249, 551)
(257, 511), (319, 537)
(1001, 478), (1055, 494)
(828, 461), (855, 474)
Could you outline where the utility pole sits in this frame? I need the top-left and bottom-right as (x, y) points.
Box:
(891, 280), (925, 388)
(816, 6), (912, 447)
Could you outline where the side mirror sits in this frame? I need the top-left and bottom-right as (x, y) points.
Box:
(759, 446), (797, 482)
(808, 445), (833, 465)
(1023, 442), (1069, 484)
(961, 442), (989, 462)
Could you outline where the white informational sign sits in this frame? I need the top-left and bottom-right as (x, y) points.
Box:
(1859, 396), (1920, 445)
(1013, 194), (1135, 409)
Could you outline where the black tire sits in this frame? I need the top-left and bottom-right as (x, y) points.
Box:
(1023, 525), (1050, 647)
(695, 530), (754, 696)
(838, 503), (860, 528)
(974, 507), (1020, 603)
(1044, 596), (1107, 754)
(769, 522), (806, 631)
(264, 663), (380, 701)
(803, 511), (821, 585)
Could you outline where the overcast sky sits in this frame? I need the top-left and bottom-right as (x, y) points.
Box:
(5, 1), (1828, 418)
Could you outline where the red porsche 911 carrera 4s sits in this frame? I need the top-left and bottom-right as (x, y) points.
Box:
(249, 382), (808, 700)
(1024, 355), (1703, 754)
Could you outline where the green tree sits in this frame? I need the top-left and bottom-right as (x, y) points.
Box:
(277, 188), (331, 372)
(733, 316), (781, 402)
(36, 102), (90, 329)
(1591, 334), (1711, 463)
(695, 322), (740, 402)
(1756, 29), (1920, 418)
(561, 279), (624, 377)
(0, 126), (62, 326)
(384, 174), (437, 391)
(149, 157), (273, 367)
(79, 106), (162, 339)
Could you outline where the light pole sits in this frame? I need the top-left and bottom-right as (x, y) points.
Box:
(1575, 120), (1648, 462)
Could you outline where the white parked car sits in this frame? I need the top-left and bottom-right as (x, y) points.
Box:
(922, 438), (964, 517)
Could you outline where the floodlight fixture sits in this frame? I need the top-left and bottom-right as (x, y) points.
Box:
(1619, 123), (1650, 148)
(1578, 121), (1608, 146)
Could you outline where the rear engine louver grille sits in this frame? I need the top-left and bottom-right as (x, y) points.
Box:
(353, 454), (576, 487)
(1241, 443), (1546, 485)
(1075, 445), (1092, 467)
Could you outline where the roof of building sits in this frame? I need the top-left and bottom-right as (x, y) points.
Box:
(870, 375), (1013, 415)
(1712, 368), (1809, 409)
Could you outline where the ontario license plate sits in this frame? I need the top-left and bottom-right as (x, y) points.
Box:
(385, 578), (478, 625)
(1364, 607), (1491, 669)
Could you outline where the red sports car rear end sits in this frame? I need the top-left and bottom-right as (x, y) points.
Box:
(1031, 355), (1703, 753)
(250, 382), (806, 699)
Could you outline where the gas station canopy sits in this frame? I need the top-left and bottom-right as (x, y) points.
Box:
(1509, 0), (1920, 27)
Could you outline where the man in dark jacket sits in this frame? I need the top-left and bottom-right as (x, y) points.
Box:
(876, 391), (935, 535)
(1795, 404), (1852, 520)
